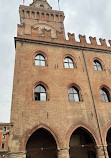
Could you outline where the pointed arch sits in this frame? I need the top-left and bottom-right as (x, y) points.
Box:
(63, 54), (77, 69)
(32, 49), (48, 66)
(33, 81), (50, 101)
(100, 85), (111, 102)
(19, 123), (61, 151)
(68, 83), (83, 102)
(92, 57), (105, 71)
(66, 123), (99, 158)
(65, 123), (100, 148)
(106, 126), (111, 158)
(103, 123), (111, 145)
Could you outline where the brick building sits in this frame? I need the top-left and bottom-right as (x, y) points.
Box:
(0, 123), (10, 158)
(8, 0), (111, 158)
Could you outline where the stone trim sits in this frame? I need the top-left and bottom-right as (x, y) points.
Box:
(15, 37), (111, 54)
(8, 151), (26, 155)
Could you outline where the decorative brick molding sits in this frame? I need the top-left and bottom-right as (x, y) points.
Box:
(65, 122), (100, 148)
(102, 122), (111, 145)
(17, 23), (111, 52)
(19, 122), (62, 151)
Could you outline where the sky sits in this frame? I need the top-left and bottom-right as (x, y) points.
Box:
(0, 0), (111, 123)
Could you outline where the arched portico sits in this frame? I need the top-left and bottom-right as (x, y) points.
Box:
(106, 128), (111, 158)
(19, 123), (61, 152)
(69, 127), (97, 158)
(26, 128), (57, 158)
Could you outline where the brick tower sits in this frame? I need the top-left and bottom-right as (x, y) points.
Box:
(9, 0), (111, 158)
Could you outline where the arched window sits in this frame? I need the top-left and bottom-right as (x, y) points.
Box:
(100, 87), (110, 102)
(64, 57), (74, 68)
(93, 60), (102, 71)
(69, 87), (80, 102)
(35, 54), (45, 66)
(34, 85), (46, 101)
(46, 13), (49, 19)
(27, 11), (30, 18)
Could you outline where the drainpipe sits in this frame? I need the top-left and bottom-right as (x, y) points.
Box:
(82, 50), (106, 158)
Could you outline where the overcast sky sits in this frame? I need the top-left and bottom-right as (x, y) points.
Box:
(0, 0), (111, 123)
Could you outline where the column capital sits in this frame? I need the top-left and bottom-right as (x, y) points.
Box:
(96, 145), (108, 149)
(58, 148), (69, 158)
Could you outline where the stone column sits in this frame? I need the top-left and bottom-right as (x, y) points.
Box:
(96, 145), (109, 158)
(58, 148), (70, 158)
(8, 152), (26, 158)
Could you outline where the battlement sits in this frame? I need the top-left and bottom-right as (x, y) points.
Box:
(17, 24), (111, 51)
(19, 5), (64, 23)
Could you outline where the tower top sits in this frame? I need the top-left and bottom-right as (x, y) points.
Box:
(19, 0), (65, 38)
(30, 0), (52, 10)
(33, 0), (46, 1)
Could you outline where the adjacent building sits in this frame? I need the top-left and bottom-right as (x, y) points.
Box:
(0, 123), (10, 158)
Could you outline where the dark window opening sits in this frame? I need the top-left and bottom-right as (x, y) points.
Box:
(100, 87), (110, 102)
(93, 60), (102, 71)
(3, 127), (6, 132)
(1, 143), (5, 149)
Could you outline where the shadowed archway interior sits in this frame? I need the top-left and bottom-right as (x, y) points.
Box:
(106, 128), (111, 158)
(69, 127), (96, 158)
(26, 128), (57, 158)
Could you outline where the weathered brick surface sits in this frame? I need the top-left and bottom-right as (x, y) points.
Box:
(9, 0), (111, 158)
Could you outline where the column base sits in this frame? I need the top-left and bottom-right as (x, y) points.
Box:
(8, 151), (26, 158)
(58, 148), (69, 158)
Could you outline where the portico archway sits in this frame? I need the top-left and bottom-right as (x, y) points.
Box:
(69, 127), (97, 158)
(106, 128), (111, 158)
(26, 128), (57, 158)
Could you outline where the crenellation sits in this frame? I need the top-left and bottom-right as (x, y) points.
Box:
(17, 23), (111, 51)
(79, 34), (87, 45)
(44, 29), (51, 38)
(56, 31), (65, 40)
(99, 38), (107, 47)
(89, 36), (97, 46)
(68, 33), (75, 43)
(108, 40), (111, 47)
(20, 8), (64, 23)
(17, 24), (25, 37)
(31, 27), (39, 37)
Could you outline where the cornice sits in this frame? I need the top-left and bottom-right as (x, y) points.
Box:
(15, 37), (111, 54)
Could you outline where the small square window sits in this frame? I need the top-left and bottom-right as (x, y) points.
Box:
(3, 127), (6, 132)
(1, 143), (5, 149)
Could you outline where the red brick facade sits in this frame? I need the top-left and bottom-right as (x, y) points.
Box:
(8, 0), (111, 158)
(0, 123), (10, 158)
